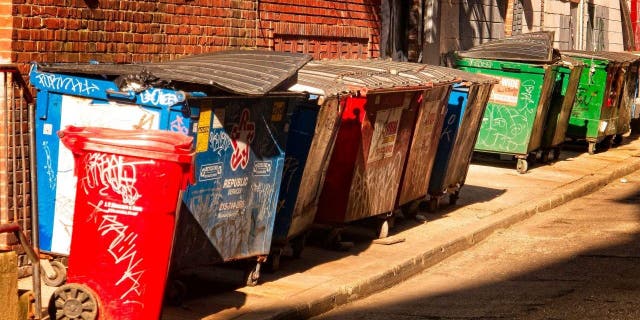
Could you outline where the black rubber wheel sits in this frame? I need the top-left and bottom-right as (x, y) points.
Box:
(266, 250), (282, 272)
(42, 260), (67, 287)
(613, 134), (623, 146)
(552, 147), (561, 161)
(428, 197), (439, 212)
(164, 279), (188, 306)
(48, 283), (98, 320)
(449, 191), (460, 206)
(540, 150), (550, 163)
(516, 158), (528, 174)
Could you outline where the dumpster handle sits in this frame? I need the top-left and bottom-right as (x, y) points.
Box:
(105, 89), (136, 100)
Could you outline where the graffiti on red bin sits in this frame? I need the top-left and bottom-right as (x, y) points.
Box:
(230, 109), (255, 171)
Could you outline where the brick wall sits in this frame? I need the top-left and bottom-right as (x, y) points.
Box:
(258, 0), (380, 59)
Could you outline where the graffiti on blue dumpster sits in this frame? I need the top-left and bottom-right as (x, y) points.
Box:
(170, 115), (189, 135)
(209, 131), (232, 156)
(230, 108), (255, 171)
(440, 113), (458, 143)
(140, 88), (180, 107)
(34, 72), (100, 95)
(42, 141), (56, 190)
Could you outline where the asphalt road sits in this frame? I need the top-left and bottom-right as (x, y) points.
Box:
(314, 169), (640, 320)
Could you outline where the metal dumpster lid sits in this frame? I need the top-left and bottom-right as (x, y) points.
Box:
(456, 31), (561, 64)
(36, 50), (312, 95)
(289, 59), (495, 97)
(562, 50), (640, 64)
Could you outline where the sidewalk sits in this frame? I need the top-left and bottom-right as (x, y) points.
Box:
(25, 136), (640, 319)
(159, 135), (640, 320)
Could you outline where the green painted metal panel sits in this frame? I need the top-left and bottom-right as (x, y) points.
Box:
(541, 61), (583, 149)
(456, 57), (557, 155)
(565, 57), (615, 142)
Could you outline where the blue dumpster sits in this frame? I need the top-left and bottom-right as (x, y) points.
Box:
(426, 72), (497, 211)
(30, 51), (312, 288)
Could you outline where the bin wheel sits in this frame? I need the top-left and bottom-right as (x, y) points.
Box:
(449, 191), (460, 206)
(291, 233), (307, 259)
(613, 134), (623, 146)
(48, 283), (98, 320)
(588, 142), (597, 155)
(540, 150), (550, 163)
(245, 262), (261, 287)
(516, 158), (528, 174)
(18, 290), (35, 320)
(428, 197), (439, 212)
(552, 147), (561, 161)
(42, 260), (67, 287)
(165, 279), (187, 306)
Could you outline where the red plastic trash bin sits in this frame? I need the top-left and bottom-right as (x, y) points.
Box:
(50, 126), (193, 320)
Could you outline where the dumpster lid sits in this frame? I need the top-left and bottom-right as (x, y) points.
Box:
(562, 50), (640, 64)
(559, 55), (585, 68)
(456, 31), (561, 64)
(37, 50), (312, 95)
(289, 59), (469, 97)
(58, 125), (194, 164)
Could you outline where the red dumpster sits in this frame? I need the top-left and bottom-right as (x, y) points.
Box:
(50, 126), (193, 320)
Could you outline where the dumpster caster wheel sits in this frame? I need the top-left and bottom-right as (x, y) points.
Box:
(165, 279), (187, 306)
(449, 191), (460, 206)
(516, 158), (528, 174)
(588, 142), (596, 155)
(41, 260), (67, 287)
(245, 262), (261, 287)
(48, 283), (98, 320)
(540, 150), (550, 163)
(427, 197), (439, 212)
(552, 147), (561, 161)
(613, 134), (623, 146)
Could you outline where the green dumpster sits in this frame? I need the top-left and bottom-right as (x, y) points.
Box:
(563, 51), (639, 153)
(539, 55), (584, 162)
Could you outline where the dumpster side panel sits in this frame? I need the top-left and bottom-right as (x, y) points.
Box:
(429, 87), (469, 195)
(35, 94), (163, 255)
(616, 63), (635, 135)
(316, 97), (366, 224)
(458, 59), (549, 155)
(567, 59), (612, 141)
(344, 91), (420, 222)
(285, 98), (342, 240)
(182, 97), (291, 262)
(272, 103), (320, 244)
(526, 66), (559, 153)
(397, 85), (450, 205)
(445, 84), (494, 188)
(543, 64), (583, 148)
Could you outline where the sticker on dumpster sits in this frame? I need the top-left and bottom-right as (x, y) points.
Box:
(199, 162), (223, 181)
(368, 107), (403, 163)
(271, 101), (286, 122)
(253, 160), (272, 176)
(489, 76), (520, 107)
(213, 108), (225, 129)
(43, 123), (53, 135)
(196, 109), (212, 153)
(230, 108), (255, 171)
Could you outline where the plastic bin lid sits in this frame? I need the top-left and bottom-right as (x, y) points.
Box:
(456, 31), (561, 64)
(58, 125), (194, 164)
(289, 59), (473, 97)
(37, 50), (312, 96)
(562, 50), (640, 64)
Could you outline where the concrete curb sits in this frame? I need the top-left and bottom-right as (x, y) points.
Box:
(269, 153), (640, 320)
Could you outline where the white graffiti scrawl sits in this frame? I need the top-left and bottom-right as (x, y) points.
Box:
(82, 153), (154, 205)
(98, 213), (144, 305)
(140, 89), (179, 106)
(35, 73), (99, 95)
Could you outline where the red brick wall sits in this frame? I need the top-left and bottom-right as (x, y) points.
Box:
(259, 0), (380, 59)
(11, 0), (260, 65)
